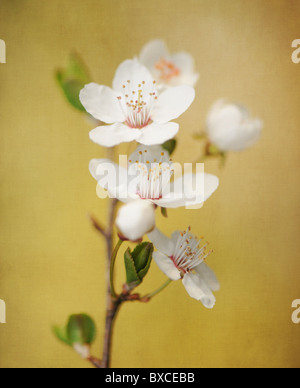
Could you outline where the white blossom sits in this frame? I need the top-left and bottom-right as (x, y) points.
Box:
(89, 145), (219, 209)
(80, 59), (195, 147)
(206, 100), (263, 152)
(139, 40), (199, 89)
(148, 228), (220, 308)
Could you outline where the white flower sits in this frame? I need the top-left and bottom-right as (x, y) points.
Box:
(89, 145), (219, 209)
(148, 228), (220, 308)
(139, 40), (199, 89)
(79, 59), (195, 147)
(116, 200), (156, 242)
(206, 99), (263, 152)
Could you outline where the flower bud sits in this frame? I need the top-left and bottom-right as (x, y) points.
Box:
(206, 99), (263, 152)
(116, 200), (156, 242)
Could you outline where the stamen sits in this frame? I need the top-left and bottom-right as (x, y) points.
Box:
(170, 228), (212, 276)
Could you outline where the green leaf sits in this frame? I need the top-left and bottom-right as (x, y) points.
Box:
(53, 325), (72, 346)
(124, 249), (141, 286)
(131, 242), (153, 276)
(56, 52), (91, 112)
(162, 139), (177, 155)
(66, 314), (96, 345)
(161, 207), (168, 218)
(124, 243), (153, 290)
(207, 143), (220, 155)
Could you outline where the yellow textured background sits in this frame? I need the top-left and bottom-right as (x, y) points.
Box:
(0, 0), (300, 368)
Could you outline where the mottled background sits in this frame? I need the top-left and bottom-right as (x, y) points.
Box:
(0, 0), (299, 368)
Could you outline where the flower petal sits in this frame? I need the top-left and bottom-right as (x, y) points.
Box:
(117, 200), (156, 242)
(155, 173), (219, 209)
(139, 40), (169, 69)
(172, 52), (196, 74)
(182, 273), (216, 308)
(89, 123), (141, 147)
(151, 85), (195, 124)
(137, 122), (179, 146)
(89, 159), (133, 202)
(80, 83), (126, 123)
(112, 59), (155, 96)
(195, 263), (220, 292)
(153, 252), (181, 281)
(148, 228), (175, 257)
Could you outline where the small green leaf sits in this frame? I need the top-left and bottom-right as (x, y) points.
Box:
(56, 52), (91, 112)
(124, 249), (141, 286)
(161, 207), (168, 218)
(162, 139), (177, 155)
(53, 325), (72, 346)
(207, 143), (220, 155)
(66, 314), (96, 345)
(124, 243), (153, 290)
(131, 242), (153, 278)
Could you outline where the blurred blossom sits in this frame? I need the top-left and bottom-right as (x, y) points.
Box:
(80, 59), (195, 147)
(139, 40), (199, 89)
(206, 100), (263, 152)
(148, 228), (220, 309)
(116, 200), (156, 242)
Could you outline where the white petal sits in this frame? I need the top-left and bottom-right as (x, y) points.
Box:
(155, 173), (219, 209)
(172, 52), (195, 74)
(137, 122), (179, 146)
(148, 228), (175, 257)
(153, 252), (181, 281)
(206, 100), (263, 152)
(112, 59), (155, 96)
(182, 273), (216, 308)
(89, 123), (141, 147)
(139, 40), (169, 69)
(89, 159), (134, 202)
(79, 83), (126, 123)
(129, 144), (170, 165)
(195, 263), (220, 292)
(116, 200), (156, 241)
(151, 85), (195, 124)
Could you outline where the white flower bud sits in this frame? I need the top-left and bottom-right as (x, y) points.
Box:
(206, 99), (263, 152)
(73, 343), (90, 359)
(116, 200), (156, 242)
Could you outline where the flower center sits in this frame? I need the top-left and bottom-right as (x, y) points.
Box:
(155, 58), (181, 82)
(117, 80), (158, 129)
(129, 149), (173, 200)
(170, 227), (211, 277)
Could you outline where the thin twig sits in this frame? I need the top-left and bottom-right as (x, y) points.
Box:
(87, 356), (103, 369)
(88, 214), (107, 237)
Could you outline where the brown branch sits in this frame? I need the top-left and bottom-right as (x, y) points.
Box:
(88, 214), (107, 237)
(87, 356), (103, 369)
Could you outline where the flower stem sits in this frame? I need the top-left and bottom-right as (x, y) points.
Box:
(146, 279), (173, 300)
(110, 239), (123, 299)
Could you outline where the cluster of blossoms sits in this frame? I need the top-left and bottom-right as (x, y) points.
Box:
(80, 40), (263, 309)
